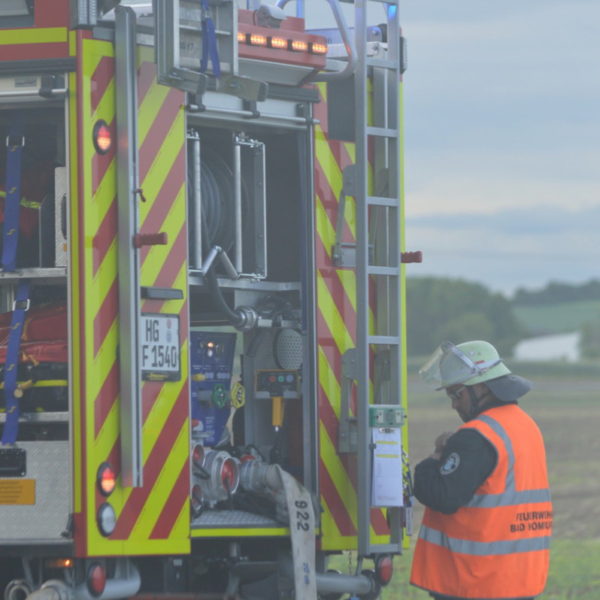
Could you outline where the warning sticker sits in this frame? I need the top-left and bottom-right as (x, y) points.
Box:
(0, 479), (35, 505)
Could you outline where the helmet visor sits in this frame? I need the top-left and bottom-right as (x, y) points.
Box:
(419, 341), (501, 389)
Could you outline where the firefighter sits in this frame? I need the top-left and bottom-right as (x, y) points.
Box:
(409, 340), (552, 600)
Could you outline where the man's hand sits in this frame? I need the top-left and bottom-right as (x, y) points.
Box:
(430, 431), (454, 460)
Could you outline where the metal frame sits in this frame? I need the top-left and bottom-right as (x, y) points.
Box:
(354, 0), (404, 556)
(115, 6), (143, 488)
(155, 0), (237, 95)
(234, 133), (267, 279)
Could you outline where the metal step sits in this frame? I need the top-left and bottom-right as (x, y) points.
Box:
(191, 509), (284, 529)
(367, 265), (400, 276)
(367, 335), (401, 346)
(366, 125), (398, 138)
(366, 57), (397, 69)
(367, 195), (400, 208)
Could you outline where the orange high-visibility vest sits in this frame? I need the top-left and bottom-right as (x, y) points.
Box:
(410, 404), (552, 599)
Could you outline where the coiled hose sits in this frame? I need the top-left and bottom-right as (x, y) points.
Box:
(190, 147), (253, 329)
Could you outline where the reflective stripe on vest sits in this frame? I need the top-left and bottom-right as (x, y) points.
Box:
(410, 405), (552, 599)
(466, 414), (551, 508)
(419, 524), (550, 555)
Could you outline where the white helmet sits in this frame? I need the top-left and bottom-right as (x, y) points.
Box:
(419, 340), (532, 402)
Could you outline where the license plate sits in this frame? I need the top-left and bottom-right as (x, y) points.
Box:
(140, 314), (180, 381)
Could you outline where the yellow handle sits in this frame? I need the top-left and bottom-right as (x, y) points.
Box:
(272, 395), (284, 429)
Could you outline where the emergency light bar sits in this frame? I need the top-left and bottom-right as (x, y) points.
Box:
(238, 30), (328, 56)
(237, 10), (328, 72)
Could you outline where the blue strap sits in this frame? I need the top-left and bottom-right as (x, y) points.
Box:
(199, 0), (221, 78)
(1, 279), (30, 445)
(2, 117), (25, 272)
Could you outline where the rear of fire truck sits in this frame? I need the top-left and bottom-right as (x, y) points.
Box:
(0, 1), (416, 598)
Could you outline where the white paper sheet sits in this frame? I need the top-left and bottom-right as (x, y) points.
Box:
(371, 427), (404, 507)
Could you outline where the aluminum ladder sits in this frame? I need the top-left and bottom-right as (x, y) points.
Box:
(353, 0), (406, 557)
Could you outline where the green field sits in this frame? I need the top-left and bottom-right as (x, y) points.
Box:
(333, 366), (600, 599)
(513, 300), (600, 335)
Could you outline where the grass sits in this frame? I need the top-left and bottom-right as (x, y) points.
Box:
(330, 539), (600, 599)
(513, 300), (600, 335)
(330, 370), (600, 599)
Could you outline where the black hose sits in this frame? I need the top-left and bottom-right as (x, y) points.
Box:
(201, 205), (245, 328)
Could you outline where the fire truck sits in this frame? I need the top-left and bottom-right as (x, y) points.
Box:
(0, 1), (418, 598)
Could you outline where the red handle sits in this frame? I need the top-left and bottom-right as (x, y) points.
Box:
(134, 232), (168, 248)
(401, 251), (423, 263)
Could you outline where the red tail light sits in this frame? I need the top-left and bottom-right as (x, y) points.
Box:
(93, 120), (112, 154)
(87, 563), (106, 597)
(97, 463), (116, 496)
(374, 554), (394, 586)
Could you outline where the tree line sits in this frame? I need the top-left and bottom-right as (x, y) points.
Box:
(406, 277), (522, 358)
(406, 277), (600, 359)
(513, 279), (600, 305)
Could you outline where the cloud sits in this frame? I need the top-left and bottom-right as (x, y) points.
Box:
(395, 1), (600, 294)
(405, 205), (600, 294)
(405, 162), (600, 216)
(408, 205), (600, 235)
(401, 0), (600, 220)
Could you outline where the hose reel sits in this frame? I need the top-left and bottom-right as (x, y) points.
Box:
(188, 133), (267, 330)
(188, 132), (266, 280)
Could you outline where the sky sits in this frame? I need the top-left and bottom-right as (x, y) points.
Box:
(398, 0), (600, 297)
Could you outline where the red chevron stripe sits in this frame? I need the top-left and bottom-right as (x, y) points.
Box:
(91, 119), (116, 196)
(92, 196), (117, 275)
(91, 56), (115, 112)
(106, 437), (121, 480)
(371, 507), (390, 535)
(316, 307), (342, 382)
(316, 369), (342, 451)
(319, 457), (356, 537)
(139, 147), (185, 263)
(316, 266), (356, 343)
(139, 89), (183, 181)
(314, 157), (355, 245)
(313, 88), (353, 170)
(318, 340), (389, 536)
(137, 61), (157, 106)
(142, 381), (163, 424)
(93, 279), (118, 358)
(315, 309), (361, 538)
(149, 460), (189, 539)
(94, 361), (119, 438)
(146, 226), (187, 288)
(111, 385), (188, 539)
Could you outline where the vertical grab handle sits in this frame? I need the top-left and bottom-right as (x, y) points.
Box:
(115, 6), (143, 488)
